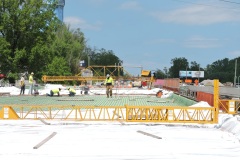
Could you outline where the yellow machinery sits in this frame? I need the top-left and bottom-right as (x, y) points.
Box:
(42, 65), (148, 83)
(42, 65), (150, 83)
(141, 70), (151, 77)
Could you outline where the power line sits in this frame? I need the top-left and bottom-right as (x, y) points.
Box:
(219, 0), (240, 5)
(172, 0), (240, 11)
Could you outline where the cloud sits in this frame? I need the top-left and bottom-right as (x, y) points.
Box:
(87, 0), (107, 5)
(229, 50), (240, 57)
(150, 5), (240, 25)
(147, 38), (175, 45)
(119, 1), (142, 10)
(64, 17), (102, 31)
(184, 36), (222, 48)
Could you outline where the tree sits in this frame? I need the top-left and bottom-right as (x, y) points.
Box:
(81, 47), (123, 76)
(204, 57), (239, 83)
(44, 57), (71, 76)
(91, 48), (122, 66)
(189, 61), (200, 71)
(50, 24), (86, 75)
(154, 69), (165, 79)
(0, 0), (59, 80)
(169, 57), (189, 78)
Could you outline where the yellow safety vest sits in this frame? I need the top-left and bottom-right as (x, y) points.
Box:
(69, 88), (76, 93)
(104, 77), (114, 85)
(29, 75), (33, 84)
(52, 89), (60, 94)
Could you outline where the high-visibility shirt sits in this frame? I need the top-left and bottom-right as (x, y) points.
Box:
(150, 76), (155, 82)
(69, 88), (76, 93)
(20, 77), (25, 86)
(104, 77), (114, 86)
(29, 75), (33, 84)
(52, 88), (60, 94)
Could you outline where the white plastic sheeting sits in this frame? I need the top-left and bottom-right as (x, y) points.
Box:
(0, 115), (240, 160)
(1, 84), (240, 159)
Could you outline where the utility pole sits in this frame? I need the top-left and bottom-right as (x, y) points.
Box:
(234, 59), (237, 87)
(198, 64), (200, 85)
(185, 66), (187, 81)
(88, 54), (90, 67)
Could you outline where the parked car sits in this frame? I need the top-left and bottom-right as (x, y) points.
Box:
(0, 74), (6, 79)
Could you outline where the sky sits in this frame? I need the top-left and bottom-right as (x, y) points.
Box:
(63, 0), (240, 75)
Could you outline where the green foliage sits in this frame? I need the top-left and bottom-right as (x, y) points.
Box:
(169, 56), (240, 83)
(44, 57), (71, 76)
(2, 0), (238, 85)
(154, 69), (165, 79)
(91, 48), (122, 66)
(0, 38), (11, 73)
(189, 61), (200, 71)
(0, 0), (59, 79)
(169, 57), (189, 78)
(6, 72), (18, 84)
(82, 47), (123, 76)
(205, 57), (239, 83)
(51, 25), (86, 75)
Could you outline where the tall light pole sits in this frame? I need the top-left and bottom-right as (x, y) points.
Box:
(88, 54), (90, 67)
(185, 66), (188, 81)
(198, 64), (200, 85)
(163, 67), (168, 78)
(238, 76), (240, 88)
(234, 59), (237, 87)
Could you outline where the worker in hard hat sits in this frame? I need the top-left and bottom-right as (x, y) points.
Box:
(149, 73), (156, 89)
(28, 72), (34, 95)
(46, 88), (61, 97)
(68, 87), (76, 97)
(104, 74), (114, 98)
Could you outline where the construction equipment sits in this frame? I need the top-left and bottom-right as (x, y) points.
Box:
(42, 65), (151, 84)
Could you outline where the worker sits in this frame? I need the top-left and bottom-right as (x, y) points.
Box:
(20, 74), (25, 95)
(68, 88), (76, 97)
(149, 73), (155, 89)
(28, 72), (34, 95)
(47, 88), (61, 97)
(104, 74), (114, 98)
(156, 90), (163, 98)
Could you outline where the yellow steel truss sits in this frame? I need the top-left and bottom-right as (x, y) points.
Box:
(0, 105), (217, 123)
(126, 106), (217, 123)
(42, 65), (149, 83)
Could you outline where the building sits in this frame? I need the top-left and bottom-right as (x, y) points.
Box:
(55, 0), (65, 22)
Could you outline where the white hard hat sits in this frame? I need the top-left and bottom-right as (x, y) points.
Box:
(106, 74), (110, 77)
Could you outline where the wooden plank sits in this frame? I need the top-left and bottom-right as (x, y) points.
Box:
(33, 132), (57, 149)
(137, 130), (162, 139)
(38, 117), (51, 125)
(147, 100), (167, 103)
(57, 99), (94, 101)
(0, 92), (11, 96)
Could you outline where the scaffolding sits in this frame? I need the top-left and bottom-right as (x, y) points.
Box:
(42, 65), (150, 83)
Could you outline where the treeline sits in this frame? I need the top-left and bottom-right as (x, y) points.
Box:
(154, 57), (240, 83)
(0, 0), (239, 84)
(0, 0), (122, 84)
